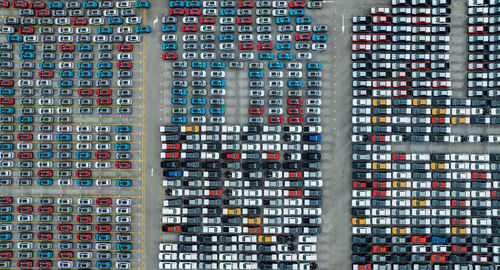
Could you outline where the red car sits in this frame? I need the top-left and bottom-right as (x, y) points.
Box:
(372, 181), (389, 188)
(18, 27), (34, 34)
(268, 116), (284, 123)
(37, 261), (52, 268)
(238, 0), (254, 7)
(0, 80), (13, 87)
(432, 182), (448, 188)
(0, 197), (12, 204)
(296, 33), (311, 41)
(0, 0), (9, 7)
(116, 162), (131, 169)
(164, 143), (181, 150)
(353, 181), (369, 189)
(162, 152), (179, 159)
(0, 98), (14, 105)
(452, 245), (470, 252)
(78, 89), (94, 96)
(246, 227), (261, 234)
(472, 172), (489, 179)
(185, 8), (201, 15)
(372, 245), (391, 253)
(97, 89), (112, 96)
(97, 198), (112, 205)
(451, 218), (469, 225)
(17, 152), (32, 159)
(208, 189), (222, 196)
(95, 152), (111, 159)
(118, 61), (133, 69)
(162, 52), (178, 60)
(37, 232), (53, 240)
(237, 17), (252, 24)
(12, 0), (27, 8)
(287, 108), (303, 115)
(286, 190), (302, 197)
(0, 251), (12, 259)
(223, 153), (240, 160)
(39, 70), (54, 78)
(58, 251), (73, 259)
(17, 261), (33, 268)
(162, 225), (181, 232)
(248, 107), (263, 114)
(118, 44), (133, 51)
(35, 9), (51, 16)
(38, 206), (53, 213)
(17, 205), (33, 213)
(287, 171), (303, 178)
(371, 135), (387, 142)
(372, 190), (388, 197)
(76, 170), (91, 177)
(77, 233), (92, 241)
(258, 43), (273, 50)
(431, 254), (449, 262)
(168, 8), (184, 15)
(431, 117), (449, 124)
(182, 24), (197, 32)
(72, 18), (87, 25)
(77, 215), (92, 223)
(37, 170), (53, 177)
(97, 98), (112, 105)
(239, 42), (254, 50)
(288, 99), (303, 105)
(29, 1), (44, 8)
(59, 44), (75, 51)
(391, 154), (407, 160)
(288, 117), (303, 124)
(263, 153), (280, 159)
(451, 200), (469, 207)
(201, 16), (215, 24)
(57, 224), (73, 231)
(290, 0), (305, 8)
(411, 236), (429, 243)
(96, 224), (112, 232)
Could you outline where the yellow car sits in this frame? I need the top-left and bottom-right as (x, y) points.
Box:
(451, 117), (469, 124)
(372, 99), (390, 106)
(246, 217), (261, 225)
(184, 126), (199, 132)
(432, 108), (449, 115)
(431, 162), (448, 170)
(371, 116), (389, 123)
(412, 99), (429, 106)
(392, 227), (409, 234)
(412, 199), (429, 207)
(372, 162), (389, 170)
(224, 208), (241, 215)
(392, 181), (407, 188)
(452, 227), (470, 234)
(352, 218), (368, 225)
(258, 235), (275, 243)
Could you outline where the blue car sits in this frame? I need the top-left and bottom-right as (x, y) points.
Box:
(307, 62), (322, 70)
(0, 89), (14, 95)
(191, 98), (207, 105)
(171, 116), (187, 124)
(0, 215), (12, 222)
(59, 70), (74, 78)
(431, 236), (449, 244)
(96, 233), (111, 241)
(96, 261), (112, 268)
(186, 0), (201, 7)
(40, 62), (55, 69)
(117, 243), (132, 250)
(210, 80), (226, 87)
(78, 71), (93, 78)
(0, 108), (15, 114)
(221, 9), (235, 16)
(77, 44), (93, 51)
(276, 43), (292, 50)
(78, 62), (93, 69)
(82, 1), (98, 8)
(58, 81), (73, 87)
(77, 179), (93, 187)
(20, 52), (36, 59)
(98, 27), (113, 34)
(115, 144), (130, 151)
(134, 1), (150, 8)
(37, 251), (53, 259)
(38, 152), (53, 159)
(164, 170), (182, 177)
(210, 107), (225, 115)
(191, 61), (207, 69)
(172, 89), (187, 96)
(278, 53), (293, 60)
(171, 97), (187, 105)
(169, 0), (184, 7)
(268, 62), (284, 69)
(116, 125), (131, 133)
(162, 43), (177, 50)
(48, 1), (63, 8)
(117, 179), (132, 187)
(249, 71), (264, 78)
(107, 18), (123, 25)
(276, 17), (291, 24)
(17, 116), (33, 123)
(312, 34), (328, 42)
(6, 35), (22, 42)
(259, 53), (274, 60)
(304, 134), (322, 142)
(287, 80), (303, 88)
(136, 26), (151, 33)
(296, 17), (312, 24)
(20, 44), (35, 51)
(219, 34), (234, 41)
(190, 107), (206, 115)
(290, 9), (305, 16)
(162, 25), (177, 32)
(0, 233), (11, 240)
(76, 152), (91, 159)
(210, 62), (226, 69)
(0, 144), (13, 150)
(38, 179), (53, 186)
(56, 134), (72, 141)
(97, 71), (113, 78)
(97, 62), (112, 69)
